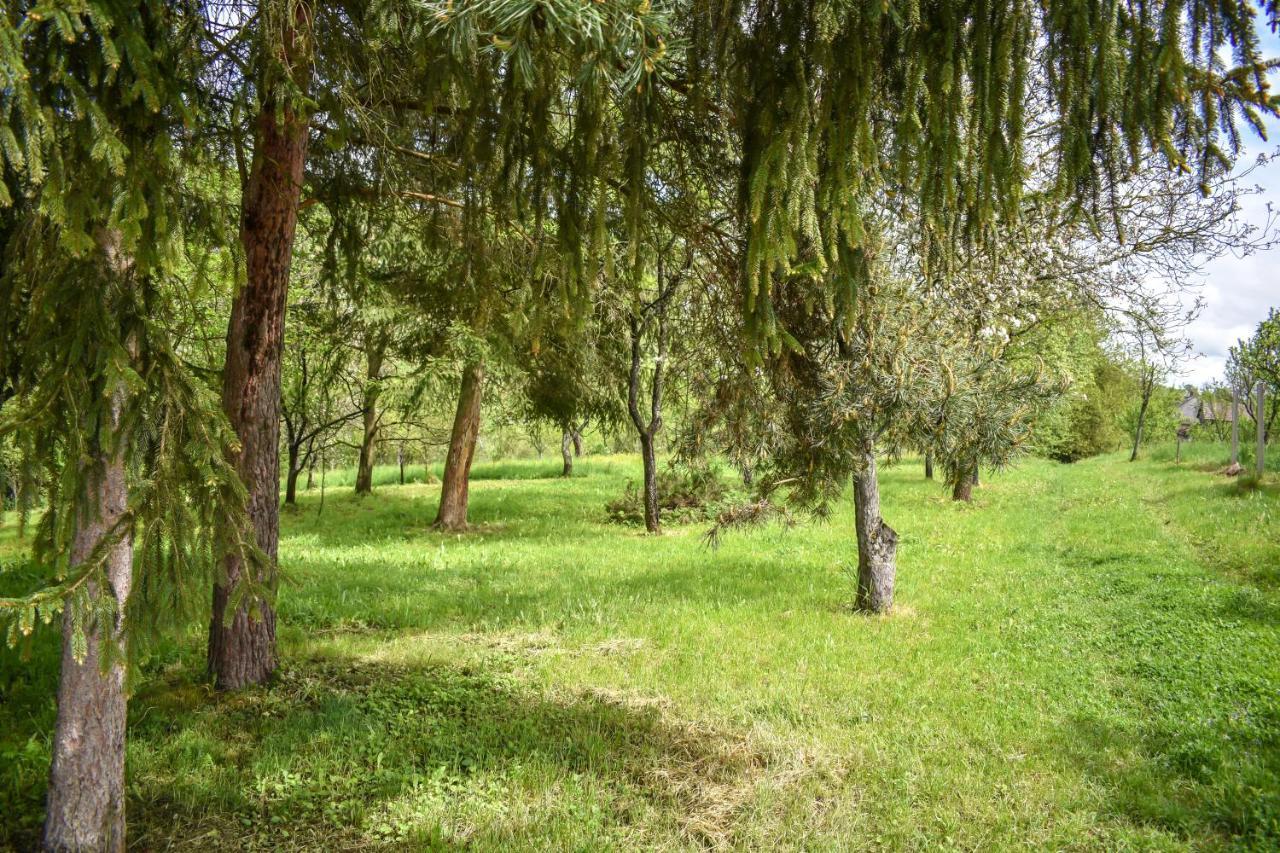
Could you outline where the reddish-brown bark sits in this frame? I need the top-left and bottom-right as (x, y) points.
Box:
(434, 362), (484, 530)
(209, 5), (311, 689)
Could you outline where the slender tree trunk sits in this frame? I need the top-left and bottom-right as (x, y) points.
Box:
(305, 455), (315, 491)
(44, 262), (133, 853)
(1259, 382), (1267, 479)
(209, 6), (311, 689)
(924, 451), (934, 480)
(853, 449), (896, 613)
(1231, 387), (1240, 467)
(572, 427), (584, 457)
(354, 343), (384, 496)
(1130, 412), (1145, 461)
(435, 362), (484, 530)
(561, 430), (574, 477)
(627, 304), (666, 535)
(639, 432), (660, 534)
(1130, 374), (1152, 462)
(284, 444), (301, 506)
(398, 444), (405, 485)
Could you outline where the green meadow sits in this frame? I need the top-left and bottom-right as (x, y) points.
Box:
(2, 449), (1278, 850)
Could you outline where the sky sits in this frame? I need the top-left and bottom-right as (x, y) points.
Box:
(1181, 20), (1280, 385)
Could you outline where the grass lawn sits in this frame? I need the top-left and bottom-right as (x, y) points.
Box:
(2, 449), (1278, 850)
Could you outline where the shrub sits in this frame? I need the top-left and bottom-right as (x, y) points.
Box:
(605, 465), (731, 526)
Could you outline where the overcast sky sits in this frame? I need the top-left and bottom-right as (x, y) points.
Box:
(1181, 21), (1280, 385)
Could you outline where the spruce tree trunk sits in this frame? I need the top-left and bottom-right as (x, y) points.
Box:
(354, 342), (384, 496)
(435, 362), (484, 530)
(44, 372), (132, 852)
(952, 475), (974, 502)
(210, 8), (310, 688)
(561, 431), (573, 477)
(924, 452), (934, 480)
(639, 432), (660, 534)
(398, 444), (405, 486)
(853, 450), (896, 613)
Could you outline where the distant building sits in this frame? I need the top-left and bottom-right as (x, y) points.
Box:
(1178, 391), (1235, 425)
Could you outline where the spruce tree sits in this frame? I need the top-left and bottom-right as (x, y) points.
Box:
(1, 3), (256, 847)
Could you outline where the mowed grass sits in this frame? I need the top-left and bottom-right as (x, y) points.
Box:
(1, 449), (1278, 850)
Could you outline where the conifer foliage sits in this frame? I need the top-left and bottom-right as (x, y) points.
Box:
(0, 0), (1277, 848)
(1, 3), (258, 849)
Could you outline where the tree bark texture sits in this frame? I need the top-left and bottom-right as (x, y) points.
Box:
(924, 452), (934, 480)
(435, 362), (484, 530)
(952, 475), (974, 502)
(44, 358), (132, 852)
(639, 433), (660, 533)
(853, 451), (896, 613)
(209, 8), (311, 689)
(561, 431), (574, 477)
(571, 427), (584, 457)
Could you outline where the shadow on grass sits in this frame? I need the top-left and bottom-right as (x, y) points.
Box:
(5, 652), (791, 851)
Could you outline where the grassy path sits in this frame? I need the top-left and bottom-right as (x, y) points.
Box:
(1, 452), (1277, 850)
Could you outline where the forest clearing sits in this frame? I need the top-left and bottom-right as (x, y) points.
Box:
(5, 2), (1280, 849)
(3, 448), (1277, 850)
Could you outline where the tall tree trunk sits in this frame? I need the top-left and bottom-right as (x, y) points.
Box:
(354, 342), (384, 496)
(398, 443), (405, 485)
(853, 449), (896, 613)
(305, 455), (315, 490)
(561, 430), (574, 477)
(209, 5), (311, 689)
(952, 474), (974, 502)
(284, 443), (301, 506)
(924, 451), (934, 480)
(44, 268), (133, 853)
(435, 362), (484, 530)
(639, 432), (660, 534)
(572, 427), (584, 457)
